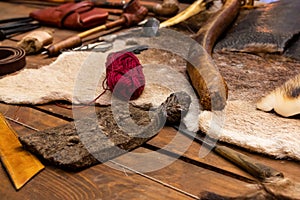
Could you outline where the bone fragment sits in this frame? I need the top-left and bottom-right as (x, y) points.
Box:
(257, 74), (300, 117)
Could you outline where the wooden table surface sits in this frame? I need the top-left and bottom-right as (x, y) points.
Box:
(0, 1), (299, 199)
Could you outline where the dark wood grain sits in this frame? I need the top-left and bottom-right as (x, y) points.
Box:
(0, 101), (261, 198)
(0, 102), (256, 180)
(0, 108), (194, 199)
(113, 147), (260, 198)
(1, 161), (195, 200)
(29, 101), (300, 185)
(0, 102), (259, 199)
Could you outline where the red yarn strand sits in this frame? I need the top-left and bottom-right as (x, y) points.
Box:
(105, 51), (145, 100)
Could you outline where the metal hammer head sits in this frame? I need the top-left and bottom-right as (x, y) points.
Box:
(98, 18), (160, 44)
(142, 17), (160, 37)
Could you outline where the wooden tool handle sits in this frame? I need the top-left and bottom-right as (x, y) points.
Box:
(47, 35), (82, 56)
(214, 145), (283, 182)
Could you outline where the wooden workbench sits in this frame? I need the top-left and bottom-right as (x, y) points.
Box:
(0, 1), (299, 199)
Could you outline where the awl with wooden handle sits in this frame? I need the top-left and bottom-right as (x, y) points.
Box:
(47, 0), (148, 56)
(0, 113), (44, 190)
(174, 125), (283, 182)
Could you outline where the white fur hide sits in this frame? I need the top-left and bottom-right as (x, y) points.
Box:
(199, 100), (300, 160)
(0, 40), (200, 131)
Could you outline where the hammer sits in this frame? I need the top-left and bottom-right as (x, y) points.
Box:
(46, 0), (148, 56)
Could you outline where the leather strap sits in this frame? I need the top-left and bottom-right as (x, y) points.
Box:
(0, 46), (26, 76)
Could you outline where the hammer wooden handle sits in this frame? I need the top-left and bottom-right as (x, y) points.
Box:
(215, 145), (284, 182)
(47, 35), (82, 56)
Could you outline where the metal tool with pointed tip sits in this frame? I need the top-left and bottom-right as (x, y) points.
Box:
(47, 0), (148, 56)
(173, 125), (283, 182)
(0, 17), (40, 41)
(174, 125), (300, 200)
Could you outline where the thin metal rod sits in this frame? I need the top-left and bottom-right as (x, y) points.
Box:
(173, 125), (216, 149)
(4, 115), (200, 199)
(109, 160), (200, 199)
(5, 116), (40, 132)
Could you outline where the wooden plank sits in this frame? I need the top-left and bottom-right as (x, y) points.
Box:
(0, 2), (35, 20)
(0, 106), (195, 199)
(31, 103), (300, 185)
(0, 158), (194, 200)
(0, 121), (259, 199)
(3, 35), (266, 183)
(0, 104), (68, 134)
(0, 100), (252, 181)
(1, 1), (298, 198)
(30, 104), (257, 180)
(147, 127), (300, 184)
(146, 126), (255, 180)
(0, 103), (259, 198)
(228, 144), (300, 183)
(113, 147), (259, 198)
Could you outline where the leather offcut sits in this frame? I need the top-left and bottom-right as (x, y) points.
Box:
(29, 1), (108, 30)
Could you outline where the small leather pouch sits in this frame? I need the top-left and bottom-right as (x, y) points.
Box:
(29, 1), (108, 30)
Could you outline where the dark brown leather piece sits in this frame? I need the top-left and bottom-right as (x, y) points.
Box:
(29, 1), (108, 30)
(0, 46), (26, 76)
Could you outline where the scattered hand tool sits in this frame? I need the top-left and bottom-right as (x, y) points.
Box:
(46, 0), (148, 56)
(0, 113), (44, 190)
(97, 17), (160, 43)
(0, 17), (40, 41)
(174, 125), (283, 182)
(174, 126), (300, 199)
(92, 0), (179, 17)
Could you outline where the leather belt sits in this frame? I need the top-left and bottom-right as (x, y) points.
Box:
(0, 46), (26, 76)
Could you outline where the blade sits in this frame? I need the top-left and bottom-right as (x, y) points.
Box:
(0, 113), (44, 190)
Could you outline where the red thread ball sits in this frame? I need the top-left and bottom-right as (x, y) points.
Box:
(105, 51), (145, 100)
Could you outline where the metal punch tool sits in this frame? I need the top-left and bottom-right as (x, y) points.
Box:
(0, 17), (40, 41)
